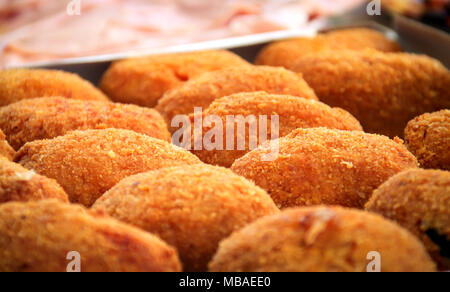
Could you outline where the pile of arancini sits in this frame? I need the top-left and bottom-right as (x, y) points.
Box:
(0, 28), (448, 272)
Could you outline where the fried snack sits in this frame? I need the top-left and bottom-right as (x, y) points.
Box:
(93, 164), (279, 272)
(404, 110), (450, 170)
(156, 66), (318, 133)
(0, 158), (68, 204)
(15, 129), (201, 207)
(255, 28), (402, 68)
(0, 129), (14, 160)
(366, 169), (450, 270)
(0, 200), (181, 272)
(291, 50), (450, 138)
(0, 69), (109, 106)
(191, 92), (363, 167)
(209, 206), (436, 272)
(0, 97), (171, 150)
(99, 50), (249, 108)
(231, 128), (418, 209)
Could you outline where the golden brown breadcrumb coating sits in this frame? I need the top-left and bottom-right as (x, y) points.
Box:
(99, 50), (249, 107)
(0, 158), (68, 204)
(366, 169), (450, 270)
(0, 200), (181, 272)
(156, 66), (318, 133)
(93, 164), (279, 272)
(255, 28), (402, 68)
(0, 129), (14, 160)
(291, 50), (450, 138)
(190, 92), (363, 167)
(0, 97), (171, 150)
(209, 206), (435, 272)
(231, 128), (418, 209)
(15, 129), (201, 207)
(0, 69), (109, 106)
(404, 110), (450, 170)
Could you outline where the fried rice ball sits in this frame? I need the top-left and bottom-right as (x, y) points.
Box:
(190, 92), (363, 167)
(0, 129), (14, 160)
(366, 169), (450, 270)
(291, 50), (450, 138)
(0, 200), (181, 272)
(0, 97), (171, 150)
(15, 129), (201, 207)
(404, 110), (450, 170)
(156, 66), (318, 133)
(92, 164), (279, 272)
(99, 50), (249, 108)
(231, 128), (418, 209)
(255, 28), (402, 68)
(209, 206), (436, 272)
(0, 158), (68, 204)
(0, 69), (109, 106)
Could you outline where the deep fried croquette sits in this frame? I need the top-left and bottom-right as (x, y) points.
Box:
(15, 129), (201, 207)
(404, 110), (450, 170)
(156, 66), (318, 133)
(291, 50), (450, 138)
(99, 50), (249, 108)
(92, 164), (279, 272)
(0, 97), (171, 150)
(366, 169), (450, 270)
(191, 92), (363, 167)
(0, 69), (109, 106)
(231, 128), (418, 209)
(209, 206), (436, 272)
(0, 129), (14, 160)
(255, 28), (402, 68)
(0, 158), (68, 204)
(0, 200), (181, 272)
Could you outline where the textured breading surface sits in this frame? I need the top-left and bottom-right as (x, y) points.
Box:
(255, 28), (402, 68)
(93, 164), (279, 272)
(99, 50), (249, 108)
(292, 50), (450, 138)
(209, 206), (435, 272)
(15, 129), (201, 207)
(191, 92), (363, 167)
(156, 66), (318, 133)
(366, 169), (450, 270)
(0, 97), (171, 150)
(0, 158), (68, 204)
(231, 128), (418, 209)
(0, 200), (181, 272)
(0, 69), (109, 106)
(0, 129), (14, 160)
(405, 110), (450, 170)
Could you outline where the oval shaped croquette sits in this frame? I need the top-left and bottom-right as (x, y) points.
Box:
(14, 129), (201, 207)
(0, 200), (182, 272)
(231, 128), (418, 209)
(209, 207), (436, 272)
(0, 97), (171, 150)
(92, 164), (279, 272)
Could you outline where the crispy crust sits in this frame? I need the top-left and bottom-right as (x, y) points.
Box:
(291, 50), (450, 138)
(14, 129), (201, 207)
(156, 66), (318, 133)
(231, 128), (418, 209)
(0, 69), (109, 106)
(0, 200), (182, 272)
(0, 129), (14, 160)
(99, 51), (249, 107)
(93, 164), (279, 272)
(0, 97), (171, 150)
(404, 110), (450, 170)
(191, 92), (363, 167)
(0, 158), (68, 204)
(209, 206), (435, 272)
(366, 169), (450, 270)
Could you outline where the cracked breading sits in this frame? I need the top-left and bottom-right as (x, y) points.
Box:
(0, 129), (14, 160)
